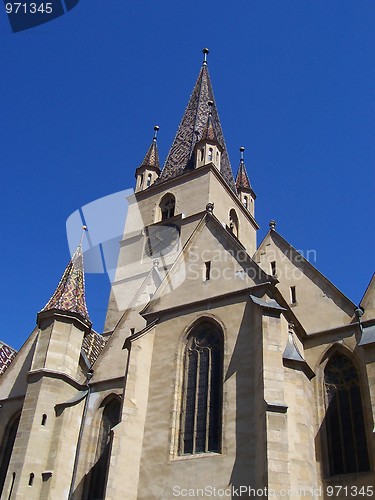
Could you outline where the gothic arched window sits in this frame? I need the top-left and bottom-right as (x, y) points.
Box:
(324, 353), (370, 476)
(88, 398), (121, 500)
(0, 412), (20, 496)
(179, 321), (223, 455)
(160, 194), (176, 221)
(146, 173), (152, 187)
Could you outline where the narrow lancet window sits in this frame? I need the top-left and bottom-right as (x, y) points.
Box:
(290, 286), (297, 304)
(324, 353), (369, 476)
(88, 398), (121, 500)
(179, 322), (223, 455)
(204, 261), (211, 281)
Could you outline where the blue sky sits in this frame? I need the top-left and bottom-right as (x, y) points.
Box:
(1, 0), (374, 350)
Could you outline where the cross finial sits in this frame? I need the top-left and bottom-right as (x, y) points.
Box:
(153, 125), (159, 143)
(240, 146), (245, 163)
(202, 48), (209, 66)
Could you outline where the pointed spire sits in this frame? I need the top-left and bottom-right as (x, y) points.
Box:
(138, 125), (161, 173)
(235, 147), (252, 190)
(40, 228), (91, 324)
(160, 49), (236, 192)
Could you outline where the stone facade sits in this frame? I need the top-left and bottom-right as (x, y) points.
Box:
(0, 52), (374, 499)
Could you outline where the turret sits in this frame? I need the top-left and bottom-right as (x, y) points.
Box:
(135, 126), (161, 193)
(235, 147), (256, 216)
(194, 100), (223, 170)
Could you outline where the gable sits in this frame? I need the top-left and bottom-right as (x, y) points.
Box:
(143, 214), (271, 317)
(254, 231), (355, 334)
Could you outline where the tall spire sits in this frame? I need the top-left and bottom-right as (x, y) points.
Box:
(160, 49), (236, 192)
(137, 125), (161, 174)
(235, 147), (252, 190)
(40, 230), (91, 324)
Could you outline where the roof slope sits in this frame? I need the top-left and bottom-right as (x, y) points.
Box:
(40, 244), (90, 323)
(159, 61), (236, 192)
(0, 340), (17, 377)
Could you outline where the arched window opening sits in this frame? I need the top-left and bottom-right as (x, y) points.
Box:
(160, 194), (176, 221)
(243, 196), (248, 209)
(28, 473), (34, 486)
(200, 148), (204, 161)
(88, 398), (121, 500)
(324, 353), (369, 476)
(179, 321), (223, 455)
(146, 173), (152, 187)
(229, 209), (239, 238)
(41, 414), (47, 426)
(0, 413), (20, 496)
(208, 148), (213, 162)
(139, 173), (144, 187)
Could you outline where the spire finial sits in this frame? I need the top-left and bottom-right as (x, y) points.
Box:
(240, 146), (245, 163)
(202, 48), (209, 66)
(153, 125), (159, 143)
(79, 225), (88, 247)
(269, 220), (276, 231)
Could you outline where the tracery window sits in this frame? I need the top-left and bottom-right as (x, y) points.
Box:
(324, 353), (369, 476)
(160, 193), (176, 221)
(179, 322), (223, 455)
(88, 398), (121, 500)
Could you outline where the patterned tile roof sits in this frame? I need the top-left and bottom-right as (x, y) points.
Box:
(0, 341), (17, 377)
(159, 63), (236, 192)
(138, 136), (160, 173)
(41, 244), (90, 322)
(235, 158), (252, 191)
(82, 329), (107, 366)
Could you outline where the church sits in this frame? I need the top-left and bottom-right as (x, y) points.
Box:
(0, 49), (374, 499)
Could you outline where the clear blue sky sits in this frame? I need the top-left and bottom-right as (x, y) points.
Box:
(1, 1), (374, 350)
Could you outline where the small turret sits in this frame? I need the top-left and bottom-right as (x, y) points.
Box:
(194, 100), (223, 170)
(135, 126), (161, 193)
(235, 147), (256, 216)
(34, 228), (91, 378)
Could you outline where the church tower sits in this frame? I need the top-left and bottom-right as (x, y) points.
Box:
(1, 48), (374, 500)
(104, 48), (259, 331)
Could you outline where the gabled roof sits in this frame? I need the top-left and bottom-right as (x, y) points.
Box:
(40, 244), (91, 324)
(159, 57), (236, 192)
(360, 273), (375, 321)
(0, 340), (17, 377)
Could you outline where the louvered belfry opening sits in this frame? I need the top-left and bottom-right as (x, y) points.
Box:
(180, 321), (223, 455)
(324, 353), (370, 476)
